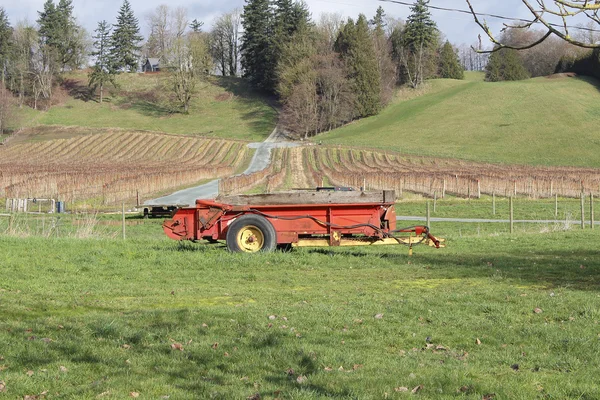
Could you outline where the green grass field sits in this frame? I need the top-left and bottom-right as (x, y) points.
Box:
(29, 73), (277, 142)
(318, 74), (600, 167)
(1, 215), (600, 399)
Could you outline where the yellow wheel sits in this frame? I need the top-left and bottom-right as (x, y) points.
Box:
(226, 215), (277, 253)
(236, 225), (265, 253)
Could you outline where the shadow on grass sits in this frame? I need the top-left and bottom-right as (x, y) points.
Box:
(61, 78), (94, 102)
(215, 76), (279, 137)
(308, 247), (600, 291)
(126, 100), (174, 118)
(150, 241), (227, 253)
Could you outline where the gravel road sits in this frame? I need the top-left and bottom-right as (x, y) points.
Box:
(145, 127), (298, 206)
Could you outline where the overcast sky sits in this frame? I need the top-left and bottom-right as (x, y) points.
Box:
(1, 0), (556, 46)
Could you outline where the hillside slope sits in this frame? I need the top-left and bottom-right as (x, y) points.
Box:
(318, 74), (600, 168)
(28, 73), (277, 142)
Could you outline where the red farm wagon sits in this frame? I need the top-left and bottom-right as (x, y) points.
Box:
(163, 189), (443, 253)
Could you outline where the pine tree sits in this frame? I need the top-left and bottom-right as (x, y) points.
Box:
(270, 0), (310, 91)
(190, 19), (204, 33)
(241, 0), (310, 93)
(394, 0), (439, 87)
(89, 20), (117, 103)
(37, 0), (60, 47)
(370, 6), (386, 33)
(37, 0), (84, 70)
(241, 0), (272, 89)
(0, 8), (12, 84)
(55, 0), (78, 69)
(336, 15), (381, 118)
(403, 0), (437, 51)
(438, 41), (464, 79)
(110, 0), (143, 72)
(485, 48), (530, 81)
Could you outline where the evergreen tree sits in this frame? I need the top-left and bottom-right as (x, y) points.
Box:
(270, 0), (310, 91)
(38, 0), (59, 47)
(335, 15), (381, 117)
(37, 0), (84, 70)
(55, 0), (78, 69)
(485, 48), (530, 81)
(394, 0), (439, 87)
(403, 0), (437, 51)
(241, 0), (272, 89)
(241, 0), (310, 93)
(190, 19), (204, 33)
(110, 0), (143, 72)
(0, 7), (12, 84)
(89, 20), (117, 103)
(370, 6), (386, 33)
(438, 41), (464, 79)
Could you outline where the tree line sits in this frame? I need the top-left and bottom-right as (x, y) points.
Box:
(241, 0), (464, 138)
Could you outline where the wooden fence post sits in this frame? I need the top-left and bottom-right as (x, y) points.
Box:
(492, 192), (496, 215)
(433, 192), (437, 213)
(509, 196), (514, 234)
(554, 193), (558, 218)
(442, 179), (446, 198)
(122, 203), (126, 240)
(580, 193), (585, 230)
(591, 193), (595, 230)
(426, 200), (431, 228)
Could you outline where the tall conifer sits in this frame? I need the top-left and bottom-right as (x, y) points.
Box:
(335, 15), (381, 118)
(110, 0), (143, 72)
(438, 41), (464, 79)
(89, 20), (117, 103)
(0, 8), (12, 83)
(241, 0), (272, 89)
(403, 0), (437, 51)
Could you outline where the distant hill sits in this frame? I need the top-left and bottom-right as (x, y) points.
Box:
(317, 72), (600, 168)
(24, 72), (277, 142)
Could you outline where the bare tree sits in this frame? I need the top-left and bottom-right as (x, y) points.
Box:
(146, 5), (170, 59)
(170, 30), (212, 113)
(9, 22), (37, 107)
(316, 12), (344, 50)
(498, 27), (583, 76)
(281, 79), (319, 139)
(210, 9), (241, 76)
(466, 0), (600, 51)
(171, 7), (188, 39)
(30, 43), (57, 110)
(457, 42), (489, 70)
(146, 5), (189, 63)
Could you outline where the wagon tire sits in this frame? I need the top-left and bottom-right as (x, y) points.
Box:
(226, 215), (277, 253)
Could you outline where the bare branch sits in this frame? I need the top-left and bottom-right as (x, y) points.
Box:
(467, 0), (600, 50)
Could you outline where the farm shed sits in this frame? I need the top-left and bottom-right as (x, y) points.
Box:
(143, 58), (161, 72)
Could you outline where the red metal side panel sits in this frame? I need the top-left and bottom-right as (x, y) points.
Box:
(163, 208), (197, 240)
(164, 200), (396, 244)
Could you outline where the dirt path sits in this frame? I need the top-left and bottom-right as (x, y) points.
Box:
(146, 126), (299, 206)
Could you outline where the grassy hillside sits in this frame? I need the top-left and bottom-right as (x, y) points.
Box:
(29, 72), (277, 142)
(318, 74), (600, 168)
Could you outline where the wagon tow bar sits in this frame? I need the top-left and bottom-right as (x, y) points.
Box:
(388, 226), (444, 256)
